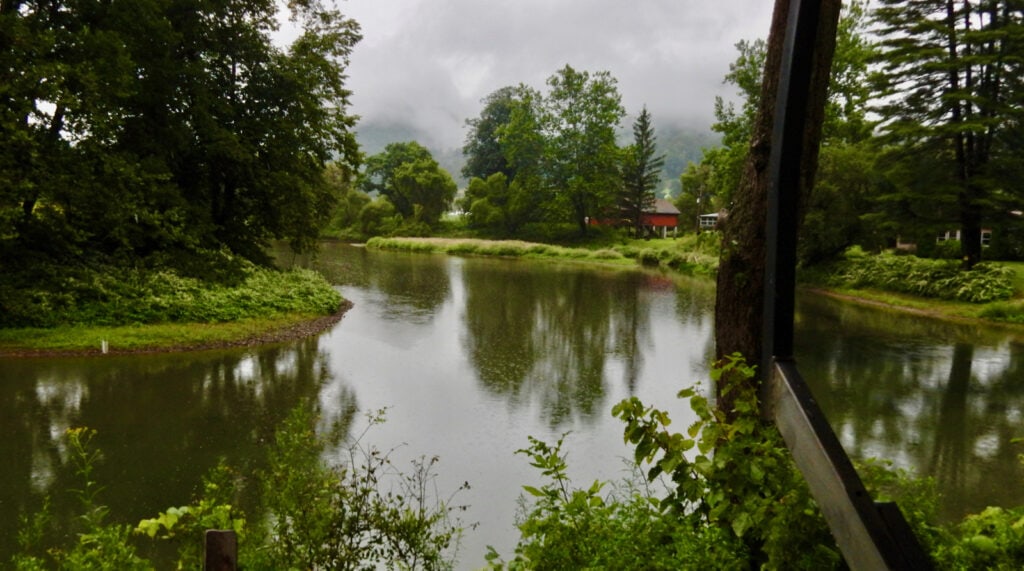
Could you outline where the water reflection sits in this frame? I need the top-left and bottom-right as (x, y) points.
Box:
(313, 244), (451, 324)
(461, 261), (658, 426)
(6, 245), (1024, 567)
(0, 337), (348, 560)
(796, 294), (1024, 520)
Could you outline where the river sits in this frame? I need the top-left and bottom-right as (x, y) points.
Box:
(1, 242), (1022, 567)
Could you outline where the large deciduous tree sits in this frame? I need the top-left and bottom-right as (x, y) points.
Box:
(462, 86), (519, 182)
(0, 0), (361, 265)
(619, 106), (665, 236)
(872, 0), (1024, 268)
(542, 65), (625, 235)
(361, 142), (456, 227)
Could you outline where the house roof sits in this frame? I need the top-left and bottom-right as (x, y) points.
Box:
(646, 198), (680, 215)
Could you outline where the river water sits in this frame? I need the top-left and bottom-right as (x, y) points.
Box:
(2, 243), (1022, 567)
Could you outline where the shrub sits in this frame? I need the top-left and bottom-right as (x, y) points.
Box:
(824, 253), (1014, 303)
(14, 409), (466, 570)
(637, 249), (661, 267)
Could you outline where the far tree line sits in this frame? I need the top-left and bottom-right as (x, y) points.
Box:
(327, 64), (665, 242)
(332, 0), (1024, 271)
(3, 0), (1022, 277)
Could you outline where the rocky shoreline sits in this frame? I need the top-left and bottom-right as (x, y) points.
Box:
(0, 300), (353, 358)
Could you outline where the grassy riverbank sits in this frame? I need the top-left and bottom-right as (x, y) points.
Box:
(0, 259), (345, 355)
(367, 233), (722, 276)
(370, 236), (1024, 329)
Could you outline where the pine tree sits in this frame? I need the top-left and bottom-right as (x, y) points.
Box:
(873, 0), (1024, 268)
(620, 106), (665, 236)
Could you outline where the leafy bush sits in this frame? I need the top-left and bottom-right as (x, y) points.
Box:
(934, 506), (1024, 569)
(823, 253), (1014, 303)
(636, 248), (661, 266)
(12, 428), (152, 571)
(0, 261), (342, 328)
(247, 407), (466, 570)
(483, 435), (744, 570)
(613, 354), (842, 568)
(13, 408), (466, 570)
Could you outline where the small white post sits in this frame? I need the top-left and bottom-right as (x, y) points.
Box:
(101, 340), (109, 354)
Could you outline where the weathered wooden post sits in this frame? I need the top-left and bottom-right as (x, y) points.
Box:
(204, 530), (237, 571)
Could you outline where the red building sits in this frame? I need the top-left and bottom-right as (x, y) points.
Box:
(590, 198), (681, 237)
(642, 199), (681, 238)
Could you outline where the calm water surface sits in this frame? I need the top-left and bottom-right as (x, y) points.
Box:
(1, 243), (1022, 567)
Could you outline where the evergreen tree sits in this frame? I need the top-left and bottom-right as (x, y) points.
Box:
(620, 106), (665, 236)
(872, 0), (1024, 268)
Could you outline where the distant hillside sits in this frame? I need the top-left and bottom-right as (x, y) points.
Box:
(647, 123), (720, 198)
(355, 119), (719, 194)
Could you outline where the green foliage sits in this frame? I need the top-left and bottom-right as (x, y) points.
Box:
(460, 173), (540, 235)
(13, 410), (465, 570)
(246, 406), (465, 570)
(979, 301), (1024, 324)
(361, 142), (457, 227)
(543, 65), (627, 235)
(619, 106), (665, 235)
(821, 252), (1015, 303)
(0, 257), (342, 328)
(871, 0), (1024, 268)
(612, 354), (841, 568)
(0, 0), (361, 265)
(462, 86), (521, 181)
(935, 506), (1024, 569)
(483, 435), (745, 570)
(135, 464), (245, 570)
(854, 459), (947, 555)
(12, 428), (151, 571)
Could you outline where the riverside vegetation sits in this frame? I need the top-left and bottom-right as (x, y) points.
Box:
(370, 234), (1024, 326)
(12, 356), (1024, 569)
(0, 250), (344, 353)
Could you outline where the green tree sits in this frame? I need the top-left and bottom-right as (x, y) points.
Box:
(361, 142), (456, 227)
(708, 39), (768, 209)
(461, 172), (539, 235)
(872, 0), (1024, 268)
(0, 0), (362, 266)
(619, 106), (665, 236)
(676, 159), (716, 233)
(462, 86), (519, 181)
(541, 65), (625, 235)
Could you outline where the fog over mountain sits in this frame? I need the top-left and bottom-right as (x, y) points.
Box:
(311, 0), (775, 149)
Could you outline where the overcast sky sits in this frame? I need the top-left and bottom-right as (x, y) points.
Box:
(302, 0), (776, 149)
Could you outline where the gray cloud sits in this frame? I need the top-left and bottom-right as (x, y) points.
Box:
(339, 0), (775, 148)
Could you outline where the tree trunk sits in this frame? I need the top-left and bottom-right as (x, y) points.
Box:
(713, 0), (841, 415)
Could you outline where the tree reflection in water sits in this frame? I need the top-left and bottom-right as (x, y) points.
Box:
(461, 261), (661, 428)
(0, 336), (354, 561)
(796, 294), (1024, 521)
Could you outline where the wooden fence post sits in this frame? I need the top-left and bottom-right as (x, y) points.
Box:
(204, 530), (237, 571)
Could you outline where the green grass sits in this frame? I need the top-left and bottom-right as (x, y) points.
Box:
(999, 261), (1024, 295)
(366, 234), (722, 275)
(0, 313), (330, 353)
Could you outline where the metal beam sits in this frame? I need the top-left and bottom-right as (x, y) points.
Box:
(762, 1), (933, 568)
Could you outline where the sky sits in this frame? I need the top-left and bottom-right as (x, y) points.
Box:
(287, 0), (777, 150)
